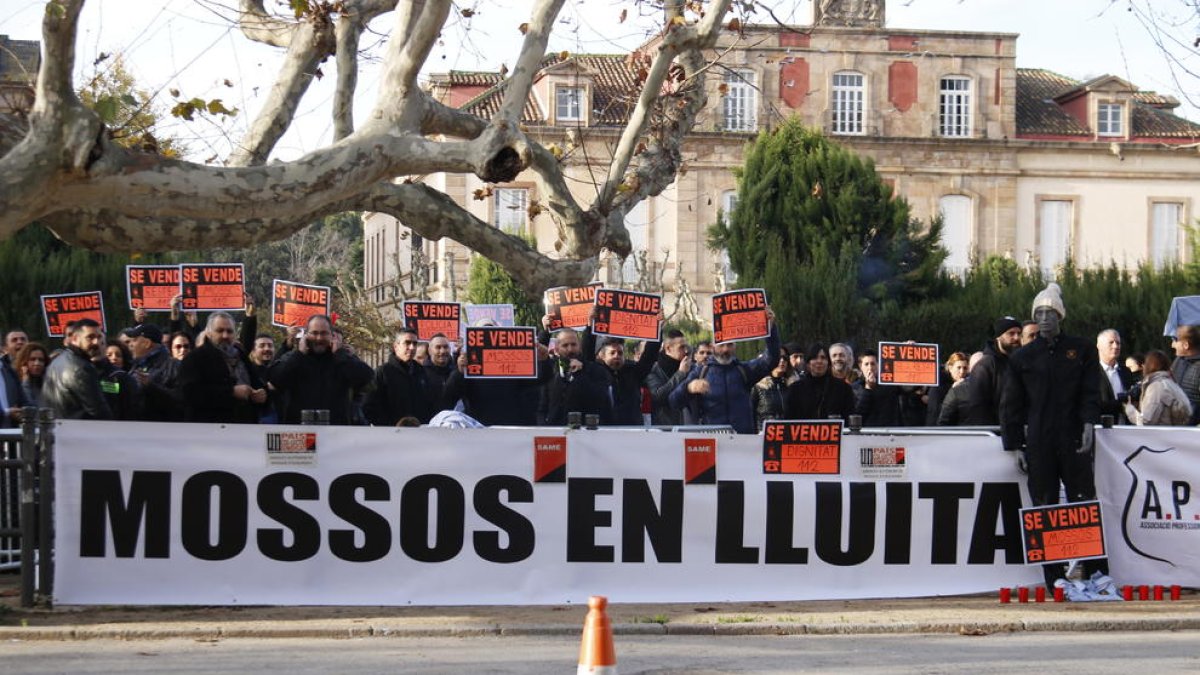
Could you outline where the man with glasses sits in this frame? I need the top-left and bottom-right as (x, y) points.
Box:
(1170, 324), (1200, 424)
(179, 312), (268, 423)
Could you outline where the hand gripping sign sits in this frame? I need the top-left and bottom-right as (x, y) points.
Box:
(878, 341), (940, 387)
(41, 291), (106, 338)
(180, 263), (245, 311)
(712, 289), (770, 344)
(543, 283), (602, 332)
(463, 326), (538, 379)
(126, 265), (181, 311)
(592, 288), (662, 341)
(403, 301), (462, 342)
(272, 280), (332, 328)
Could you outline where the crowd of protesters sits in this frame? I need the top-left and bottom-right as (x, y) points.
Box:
(2, 291), (1198, 433)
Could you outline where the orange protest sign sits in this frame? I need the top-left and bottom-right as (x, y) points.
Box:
(126, 265), (181, 311)
(403, 301), (461, 341)
(463, 326), (538, 378)
(592, 288), (661, 341)
(41, 291), (106, 338)
(878, 341), (940, 387)
(180, 263), (245, 311)
(271, 279), (331, 328)
(543, 282), (602, 331)
(712, 289), (769, 344)
(1020, 501), (1107, 565)
(761, 420), (842, 475)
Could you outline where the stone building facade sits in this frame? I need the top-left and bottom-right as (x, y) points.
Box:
(364, 0), (1200, 325)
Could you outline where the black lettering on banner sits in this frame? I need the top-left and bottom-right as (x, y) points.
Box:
(621, 480), (683, 563)
(473, 475), (536, 563)
(566, 478), (615, 563)
(715, 481), (758, 563)
(764, 482), (808, 564)
(399, 474), (465, 563)
(968, 482), (1025, 564)
(1141, 481), (1163, 519)
(257, 472), (321, 562)
(883, 482), (912, 564)
(918, 482), (974, 564)
(79, 470), (171, 558)
(181, 471), (248, 561)
(329, 473), (393, 563)
(1173, 480), (1191, 520)
(814, 482), (875, 566)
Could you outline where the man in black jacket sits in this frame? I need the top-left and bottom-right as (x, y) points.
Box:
(423, 334), (457, 415)
(592, 335), (660, 426)
(128, 323), (183, 421)
(644, 329), (692, 426)
(538, 323), (607, 426)
(1002, 283), (1106, 591)
(270, 315), (373, 425)
(42, 319), (112, 420)
(363, 327), (436, 425)
(964, 316), (1023, 425)
(179, 312), (267, 424)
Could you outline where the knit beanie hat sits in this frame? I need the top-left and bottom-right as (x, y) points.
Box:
(992, 316), (1021, 338)
(1031, 282), (1066, 319)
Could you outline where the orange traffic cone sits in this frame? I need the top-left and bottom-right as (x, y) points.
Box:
(577, 595), (617, 674)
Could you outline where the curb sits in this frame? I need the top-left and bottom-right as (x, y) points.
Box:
(2, 615), (1198, 641)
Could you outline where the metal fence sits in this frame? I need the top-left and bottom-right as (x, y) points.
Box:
(0, 407), (56, 607)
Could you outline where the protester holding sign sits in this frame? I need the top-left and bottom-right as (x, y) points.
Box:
(1001, 283), (1108, 592)
(669, 306), (781, 433)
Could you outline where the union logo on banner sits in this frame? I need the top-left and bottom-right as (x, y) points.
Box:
(684, 438), (717, 485)
(533, 436), (566, 483)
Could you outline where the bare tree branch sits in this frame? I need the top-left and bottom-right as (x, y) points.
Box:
(237, 0), (294, 48)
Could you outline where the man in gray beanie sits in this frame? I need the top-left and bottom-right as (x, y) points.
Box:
(1000, 282), (1108, 594)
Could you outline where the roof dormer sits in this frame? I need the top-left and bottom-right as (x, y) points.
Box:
(534, 59), (595, 126)
(1053, 75), (1135, 141)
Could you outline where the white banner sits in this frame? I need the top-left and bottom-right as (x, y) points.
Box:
(1096, 426), (1200, 586)
(55, 423), (1044, 605)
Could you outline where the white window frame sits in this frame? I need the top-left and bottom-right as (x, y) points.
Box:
(493, 187), (528, 234)
(723, 69), (757, 132)
(1036, 197), (1075, 276)
(938, 194), (973, 274)
(831, 71), (865, 135)
(1097, 102), (1123, 137)
(556, 86), (583, 122)
(1150, 201), (1185, 269)
(938, 76), (972, 138)
(719, 190), (739, 286)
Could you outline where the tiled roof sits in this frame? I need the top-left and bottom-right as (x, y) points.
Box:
(446, 71), (504, 87)
(459, 53), (637, 126)
(0, 35), (40, 84)
(1017, 68), (1200, 139)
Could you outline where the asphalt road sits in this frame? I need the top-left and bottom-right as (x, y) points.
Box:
(3, 630), (1199, 674)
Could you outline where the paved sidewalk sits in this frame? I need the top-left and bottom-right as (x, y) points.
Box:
(2, 577), (1196, 641)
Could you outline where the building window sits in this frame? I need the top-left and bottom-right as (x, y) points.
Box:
(831, 71), (865, 135)
(719, 190), (739, 287)
(723, 69), (757, 132)
(1098, 102), (1123, 137)
(938, 195), (973, 274)
(493, 188), (528, 234)
(1038, 199), (1073, 275)
(556, 86), (583, 122)
(1151, 201), (1184, 268)
(938, 76), (972, 137)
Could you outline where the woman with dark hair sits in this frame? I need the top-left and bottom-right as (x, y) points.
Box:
(168, 331), (193, 362)
(1125, 350), (1191, 426)
(784, 343), (855, 422)
(105, 341), (134, 371)
(751, 348), (791, 430)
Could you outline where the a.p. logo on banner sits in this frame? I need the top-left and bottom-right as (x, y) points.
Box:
(41, 291), (106, 338)
(126, 265), (181, 311)
(272, 279), (331, 328)
(712, 289), (769, 344)
(181, 263), (245, 311)
(878, 341), (940, 387)
(533, 435), (566, 483)
(761, 420), (842, 475)
(1020, 500), (1107, 565)
(464, 326), (538, 378)
(543, 283), (601, 331)
(684, 438), (717, 485)
(592, 288), (661, 341)
(403, 301), (461, 341)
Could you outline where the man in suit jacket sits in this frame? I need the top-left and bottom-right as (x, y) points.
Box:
(1096, 329), (1135, 424)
